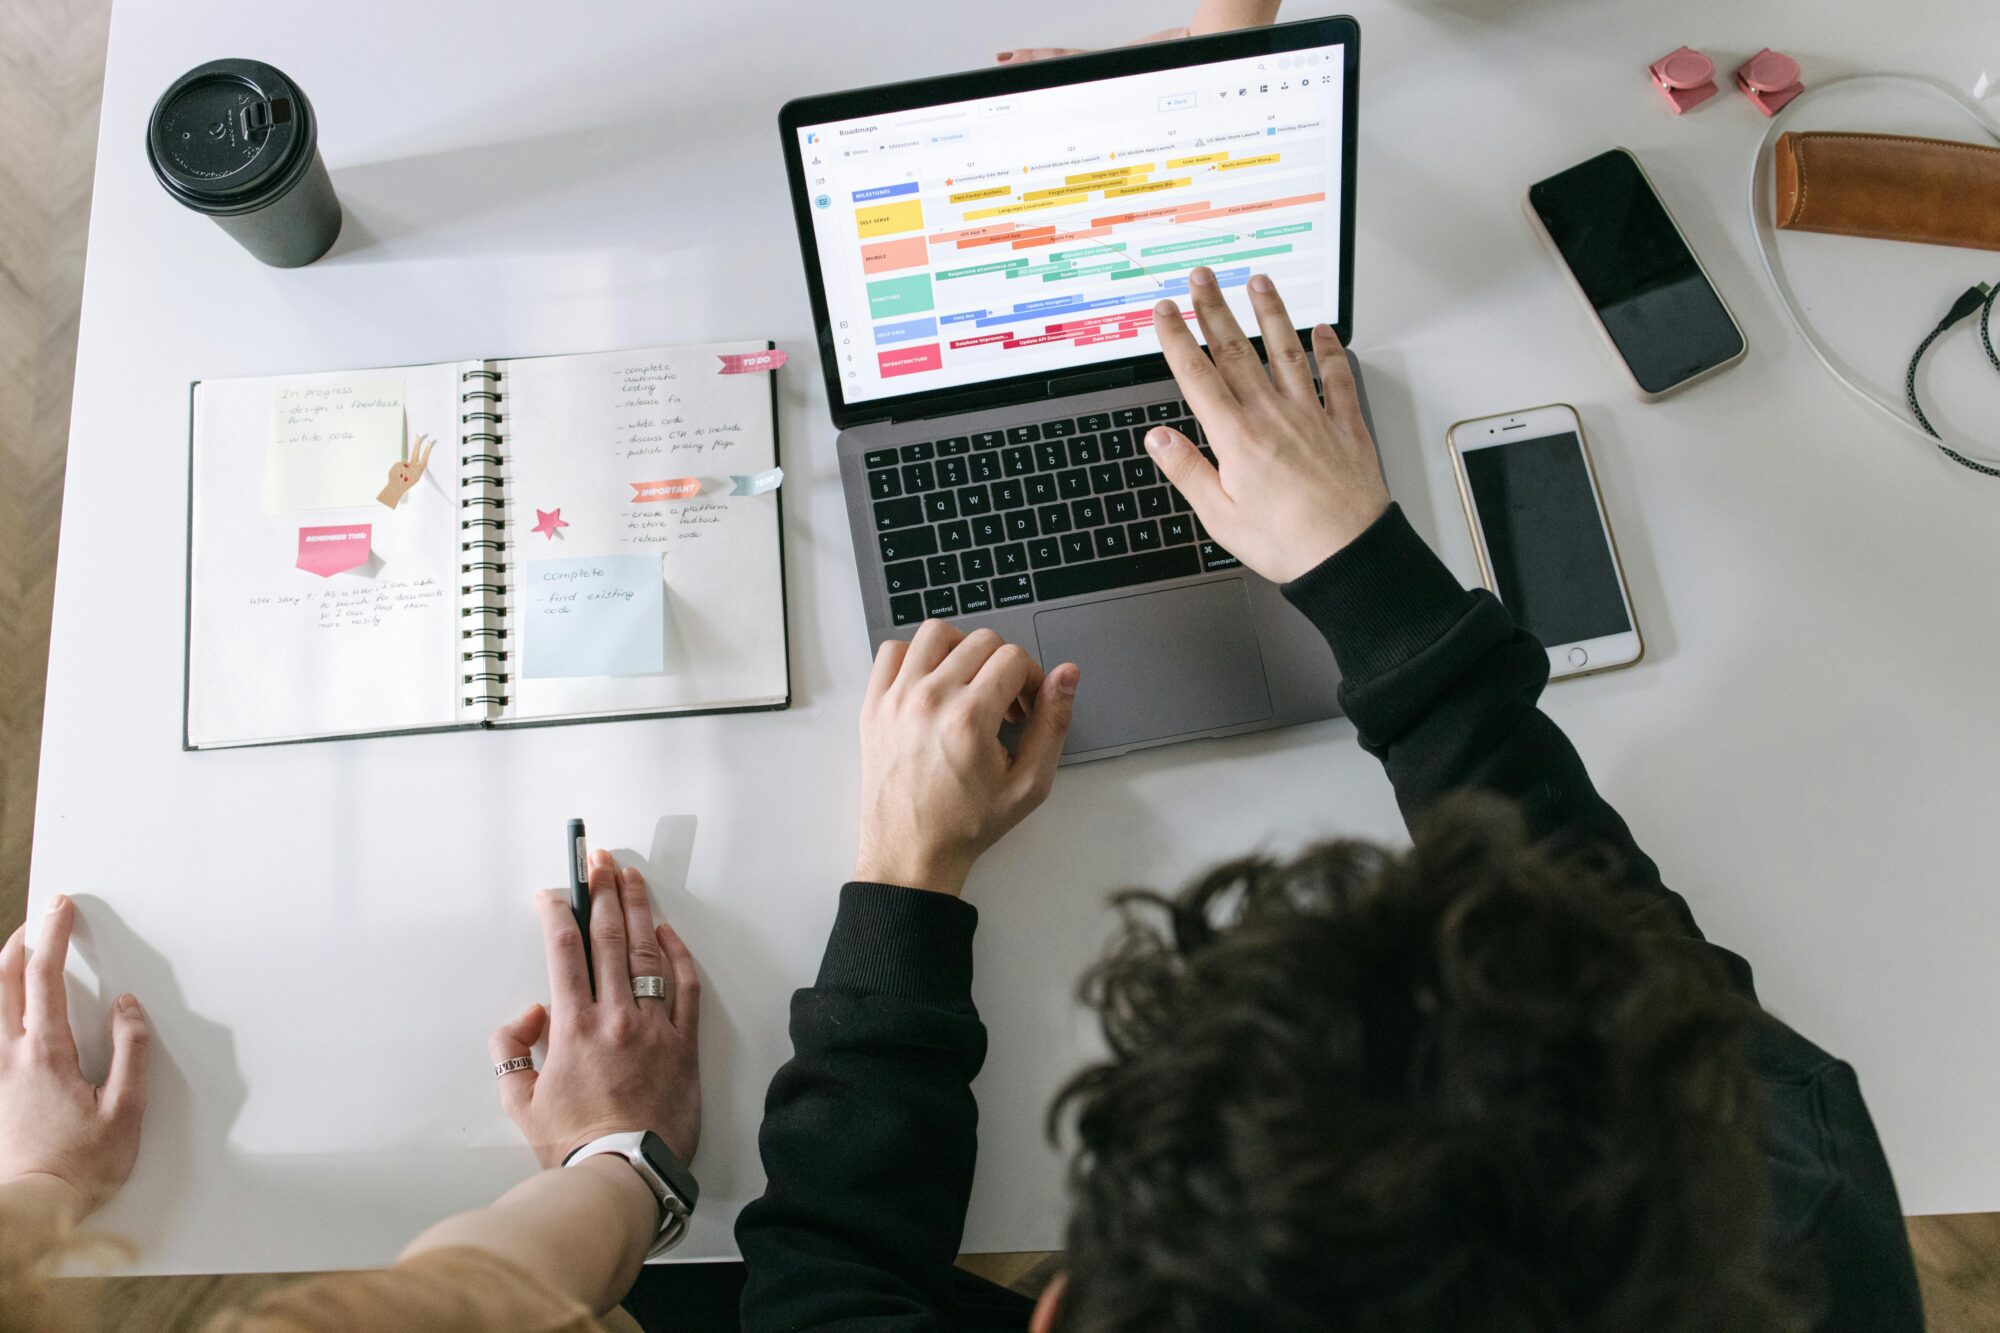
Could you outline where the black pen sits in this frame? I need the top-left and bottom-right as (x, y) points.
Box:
(567, 817), (593, 989)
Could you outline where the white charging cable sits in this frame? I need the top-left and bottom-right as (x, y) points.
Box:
(1746, 73), (2000, 473)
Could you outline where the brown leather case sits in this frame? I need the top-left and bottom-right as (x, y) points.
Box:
(1774, 132), (2000, 251)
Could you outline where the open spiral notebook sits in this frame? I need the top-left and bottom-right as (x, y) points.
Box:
(183, 340), (790, 750)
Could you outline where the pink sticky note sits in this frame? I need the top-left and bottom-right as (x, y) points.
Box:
(296, 524), (371, 577)
(717, 349), (789, 374)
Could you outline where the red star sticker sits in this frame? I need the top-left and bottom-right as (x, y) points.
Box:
(532, 507), (568, 539)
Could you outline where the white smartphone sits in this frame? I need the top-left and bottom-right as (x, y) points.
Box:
(1447, 403), (1644, 680)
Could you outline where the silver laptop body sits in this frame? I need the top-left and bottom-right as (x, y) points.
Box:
(835, 359), (1375, 762)
(782, 17), (1369, 761)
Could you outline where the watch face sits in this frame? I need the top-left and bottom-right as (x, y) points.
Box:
(639, 1130), (701, 1211)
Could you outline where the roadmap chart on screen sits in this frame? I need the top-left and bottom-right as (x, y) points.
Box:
(799, 47), (1346, 403)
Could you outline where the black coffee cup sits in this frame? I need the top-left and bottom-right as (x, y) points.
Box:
(146, 59), (342, 268)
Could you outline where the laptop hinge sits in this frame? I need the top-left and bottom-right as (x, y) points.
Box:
(881, 363), (1172, 426)
(883, 381), (1027, 424)
(1046, 364), (1139, 397)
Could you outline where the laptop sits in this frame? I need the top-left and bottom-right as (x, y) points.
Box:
(779, 16), (1367, 762)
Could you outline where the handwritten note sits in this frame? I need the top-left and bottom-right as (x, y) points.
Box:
(240, 578), (444, 630)
(522, 554), (665, 679)
(265, 379), (405, 512)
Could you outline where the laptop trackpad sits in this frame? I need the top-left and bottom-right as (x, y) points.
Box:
(1034, 579), (1273, 755)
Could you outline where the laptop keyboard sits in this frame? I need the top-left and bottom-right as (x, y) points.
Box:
(867, 399), (1240, 626)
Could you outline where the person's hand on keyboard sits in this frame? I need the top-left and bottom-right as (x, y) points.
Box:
(854, 621), (1078, 896)
(1146, 267), (1389, 584)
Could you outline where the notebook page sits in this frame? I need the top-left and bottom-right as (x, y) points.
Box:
(185, 364), (466, 747)
(501, 341), (787, 722)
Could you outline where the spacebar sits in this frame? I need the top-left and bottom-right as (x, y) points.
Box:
(1033, 547), (1201, 601)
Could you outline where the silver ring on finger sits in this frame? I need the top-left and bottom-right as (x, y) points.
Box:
(493, 1055), (534, 1078)
(630, 975), (667, 1000)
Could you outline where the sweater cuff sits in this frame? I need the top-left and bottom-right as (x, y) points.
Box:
(1281, 502), (1477, 686)
(814, 882), (978, 1008)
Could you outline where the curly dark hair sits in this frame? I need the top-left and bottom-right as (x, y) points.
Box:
(1050, 794), (1797, 1333)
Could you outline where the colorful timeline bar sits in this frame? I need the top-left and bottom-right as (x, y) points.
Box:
(968, 266), (1250, 327)
(877, 268), (1250, 376)
(851, 144), (1314, 380)
(1108, 242), (1293, 280)
(852, 181), (919, 202)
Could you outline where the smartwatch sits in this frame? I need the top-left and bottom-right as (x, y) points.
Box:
(563, 1130), (700, 1258)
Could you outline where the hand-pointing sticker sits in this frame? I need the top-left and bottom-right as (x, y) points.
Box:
(376, 433), (436, 509)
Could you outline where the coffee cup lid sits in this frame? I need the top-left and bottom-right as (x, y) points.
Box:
(147, 59), (315, 213)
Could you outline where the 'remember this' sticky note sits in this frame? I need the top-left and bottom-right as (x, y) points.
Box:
(266, 379), (405, 511)
(522, 554), (665, 679)
(295, 524), (372, 577)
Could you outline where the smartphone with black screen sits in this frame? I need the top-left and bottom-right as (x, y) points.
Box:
(1527, 148), (1745, 399)
(1448, 403), (1643, 680)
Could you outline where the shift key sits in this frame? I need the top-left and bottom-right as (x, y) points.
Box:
(1032, 546), (1198, 601)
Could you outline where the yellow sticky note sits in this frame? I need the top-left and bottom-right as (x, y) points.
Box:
(855, 199), (925, 237)
(265, 379), (406, 512)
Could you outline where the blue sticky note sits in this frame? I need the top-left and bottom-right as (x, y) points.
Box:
(522, 554), (665, 679)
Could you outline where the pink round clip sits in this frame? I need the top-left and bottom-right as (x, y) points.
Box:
(1657, 49), (1714, 90)
(1741, 49), (1800, 93)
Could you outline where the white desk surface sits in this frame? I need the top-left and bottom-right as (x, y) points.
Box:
(36, 0), (2000, 1274)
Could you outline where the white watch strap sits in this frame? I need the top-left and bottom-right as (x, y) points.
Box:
(565, 1132), (689, 1258)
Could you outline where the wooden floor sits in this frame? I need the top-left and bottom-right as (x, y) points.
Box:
(0, 0), (1992, 1327)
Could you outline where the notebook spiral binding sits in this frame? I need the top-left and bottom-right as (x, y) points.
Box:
(459, 366), (510, 710)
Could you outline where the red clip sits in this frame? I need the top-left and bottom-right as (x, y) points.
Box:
(1648, 47), (1718, 114)
(1735, 48), (1803, 116)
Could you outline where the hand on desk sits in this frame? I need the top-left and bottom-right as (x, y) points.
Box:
(997, 29), (1191, 62)
(0, 895), (149, 1227)
(491, 853), (701, 1168)
(1146, 268), (1389, 584)
(994, 0), (1281, 63)
(855, 622), (1078, 897)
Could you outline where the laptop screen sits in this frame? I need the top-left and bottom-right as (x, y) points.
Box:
(784, 21), (1355, 422)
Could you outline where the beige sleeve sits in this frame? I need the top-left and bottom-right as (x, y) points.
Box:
(199, 1246), (608, 1333)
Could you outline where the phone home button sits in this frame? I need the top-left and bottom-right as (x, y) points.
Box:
(1568, 646), (1589, 667)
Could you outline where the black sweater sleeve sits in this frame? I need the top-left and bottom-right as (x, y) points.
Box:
(1282, 503), (1708, 945)
(736, 883), (1034, 1333)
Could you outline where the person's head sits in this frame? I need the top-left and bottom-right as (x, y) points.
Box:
(1033, 794), (1796, 1333)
